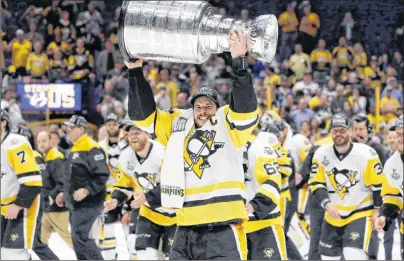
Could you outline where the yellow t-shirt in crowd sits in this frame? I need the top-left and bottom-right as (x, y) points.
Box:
(12, 40), (32, 68)
(263, 74), (281, 88)
(278, 11), (299, 33)
(309, 96), (321, 109)
(380, 97), (399, 122)
(26, 53), (49, 77)
(299, 12), (320, 36)
(310, 49), (332, 70)
(332, 46), (354, 68)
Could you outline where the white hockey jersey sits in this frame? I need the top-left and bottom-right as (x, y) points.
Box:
(309, 143), (384, 227)
(1, 133), (42, 215)
(114, 140), (176, 226)
(99, 138), (126, 200)
(381, 151), (403, 210)
(244, 133), (282, 233)
(287, 134), (312, 172)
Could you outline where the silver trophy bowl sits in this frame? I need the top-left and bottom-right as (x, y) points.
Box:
(118, 1), (278, 64)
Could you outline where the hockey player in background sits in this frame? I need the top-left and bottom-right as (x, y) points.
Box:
(125, 30), (258, 260)
(375, 115), (403, 260)
(309, 113), (384, 260)
(243, 123), (286, 260)
(98, 113), (127, 260)
(1, 110), (43, 260)
(105, 124), (176, 260)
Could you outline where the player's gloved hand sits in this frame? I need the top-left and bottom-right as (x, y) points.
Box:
(124, 57), (143, 69)
(5, 204), (23, 220)
(324, 202), (340, 220)
(374, 216), (386, 232)
(104, 199), (118, 212)
(130, 190), (146, 209)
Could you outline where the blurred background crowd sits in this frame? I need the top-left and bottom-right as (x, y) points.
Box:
(1, 0), (403, 149)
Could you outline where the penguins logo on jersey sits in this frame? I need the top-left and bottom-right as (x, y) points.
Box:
(326, 168), (358, 199)
(263, 248), (275, 258)
(184, 130), (224, 179)
(136, 172), (157, 192)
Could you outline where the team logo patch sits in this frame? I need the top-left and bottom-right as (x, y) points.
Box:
(184, 130), (224, 179)
(350, 231), (360, 241)
(326, 167), (359, 199)
(136, 172), (157, 192)
(10, 233), (19, 242)
(391, 169), (400, 180)
(263, 248), (275, 258)
(321, 156), (330, 167)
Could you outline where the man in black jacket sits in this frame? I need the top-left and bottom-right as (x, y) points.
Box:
(36, 131), (73, 249)
(61, 115), (110, 260)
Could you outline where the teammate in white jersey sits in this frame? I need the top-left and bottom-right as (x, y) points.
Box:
(375, 115), (403, 259)
(105, 124), (176, 260)
(1, 109), (43, 260)
(309, 114), (384, 260)
(98, 113), (127, 259)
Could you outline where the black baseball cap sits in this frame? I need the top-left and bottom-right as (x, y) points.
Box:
(105, 113), (120, 123)
(63, 115), (88, 128)
(330, 114), (351, 129)
(190, 87), (220, 108)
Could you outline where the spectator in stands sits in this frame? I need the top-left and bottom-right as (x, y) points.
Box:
(298, 2), (320, 54)
(68, 38), (93, 81)
(353, 42), (367, 79)
(331, 85), (346, 114)
(58, 10), (76, 44)
(7, 29), (32, 77)
(308, 88), (322, 110)
(240, 9), (252, 27)
(25, 23), (44, 45)
(300, 120), (311, 138)
(20, 5), (43, 32)
(310, 39), (332, 84)
(340, 12), (355, 44)
(332, 37), (354, 79)
(156, 68), (179, 108)
(350, 87), (367, 115)
(26, 41), (49, 82)
(282, 93), (297, 110)
(42, 0), (62, 34)
(49, 130), (68, 156)
(391, 51), (403, 81)
(290, 98), (316, 130)
(263, 66), (280, 90)
(2, 65), (23, 90)
(96, 39), (121, 81)
(175, 91), (192, 109)
(364, 55), (383, 89)
(154, 85), (171, 110)
(382, 77), (402, 103)
(278, 2), (299, 62)
(294, 72), (319, 98)
(48, 47), (68, 83)
(289, 43), (311, 80)
(47, 28), (71, 56)
(380, 87), (400, 122)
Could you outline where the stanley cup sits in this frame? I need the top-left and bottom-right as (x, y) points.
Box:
(118, 1), (278, 64)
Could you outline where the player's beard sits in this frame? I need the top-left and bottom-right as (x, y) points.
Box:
(107, 129), (120, 138)
(333, 135), (350, 147)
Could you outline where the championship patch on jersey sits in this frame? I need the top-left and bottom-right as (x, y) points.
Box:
(184, 130), (224, 179)
(326, 167), (359, 199)
(370, 148), (378, 157)
(321, 156), (330, 167)
(264, 146), (275, 156)
(391, 169), (400, 180)
(126, 162), (135, 172)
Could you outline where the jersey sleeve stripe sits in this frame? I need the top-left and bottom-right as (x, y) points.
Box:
(225, 113), (259, 131)
(18, 174), (42, 185)
(183, 194), (244, 208)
